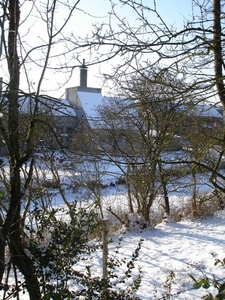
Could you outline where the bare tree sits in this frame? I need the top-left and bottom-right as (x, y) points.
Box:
(72, 0), (225, 204)
(96, 68), (190, 225)
(0, 0), (224, 296)
(69, 0), (224, 108)
(0, 0), (82, 298)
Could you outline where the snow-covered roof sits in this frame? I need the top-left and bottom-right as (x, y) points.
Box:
(77, 91), (104, 119)
(76, 92), (139, 129)
(18, 96), (76, 117)
(186, 104), (223, 119)
(51, 98), (77, 117)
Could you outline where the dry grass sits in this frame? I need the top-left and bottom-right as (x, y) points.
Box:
(90, 191), (223, 237)
(150, 191), (225, 225)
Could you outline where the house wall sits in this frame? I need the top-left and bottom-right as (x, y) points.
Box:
(65, 86), (102, 120)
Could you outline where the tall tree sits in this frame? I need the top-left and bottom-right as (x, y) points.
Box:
(0, 1), (41, 297)
(74, 0), (225, 194)
(96, 67), (190, 224)
(73, 0), (224, 106)
(0, 0), (81, 298)
(213, 0), (225, 107)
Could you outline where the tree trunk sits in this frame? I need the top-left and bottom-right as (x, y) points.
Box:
(126, 166), (134, 214)
(158, 162), (170, 215)
(102, 219), (108, 280)
(0, 228), (5, 284)
(8, 209), (41, 299)
(191, 168), (197, 210)
(1, 1), (41, 298)
(213, 0), (225, 107)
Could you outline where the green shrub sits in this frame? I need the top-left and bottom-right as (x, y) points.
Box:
(189, 257), (225, 299)
(27, 203), (142, 299)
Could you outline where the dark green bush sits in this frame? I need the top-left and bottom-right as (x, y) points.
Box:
(27, 203), (142, 299)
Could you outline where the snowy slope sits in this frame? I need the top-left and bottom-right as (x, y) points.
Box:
(3, 207), (225, 299)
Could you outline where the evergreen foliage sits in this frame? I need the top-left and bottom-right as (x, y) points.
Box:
(24, 203), (142, 299)
(189, 257), (225, 299)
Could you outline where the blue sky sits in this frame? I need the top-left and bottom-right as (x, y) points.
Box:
(155, 0), (193, 23)
(9, 0), (198, 97)
(71, 0), (195, 90)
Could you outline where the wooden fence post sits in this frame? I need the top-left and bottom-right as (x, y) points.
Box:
(102, 218), (108, 280)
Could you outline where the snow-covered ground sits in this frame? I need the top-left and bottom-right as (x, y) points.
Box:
(3, 210), (225, 299)
(107, 212), (225, 299)
(68, 209), (225, 299)
(1, 152), (225, 299)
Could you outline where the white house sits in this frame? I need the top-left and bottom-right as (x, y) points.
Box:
(65, 60), (103, 130)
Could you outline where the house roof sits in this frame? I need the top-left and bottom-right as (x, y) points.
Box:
(187, 104), (223, 119)
(76, 91), (105, 128)
(51, 98), (77, 117)
(76, 91), (224, 129)
(77, 91), (104, 119)
(76, 92), (139, 129)
(18, 96), (77, 117)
